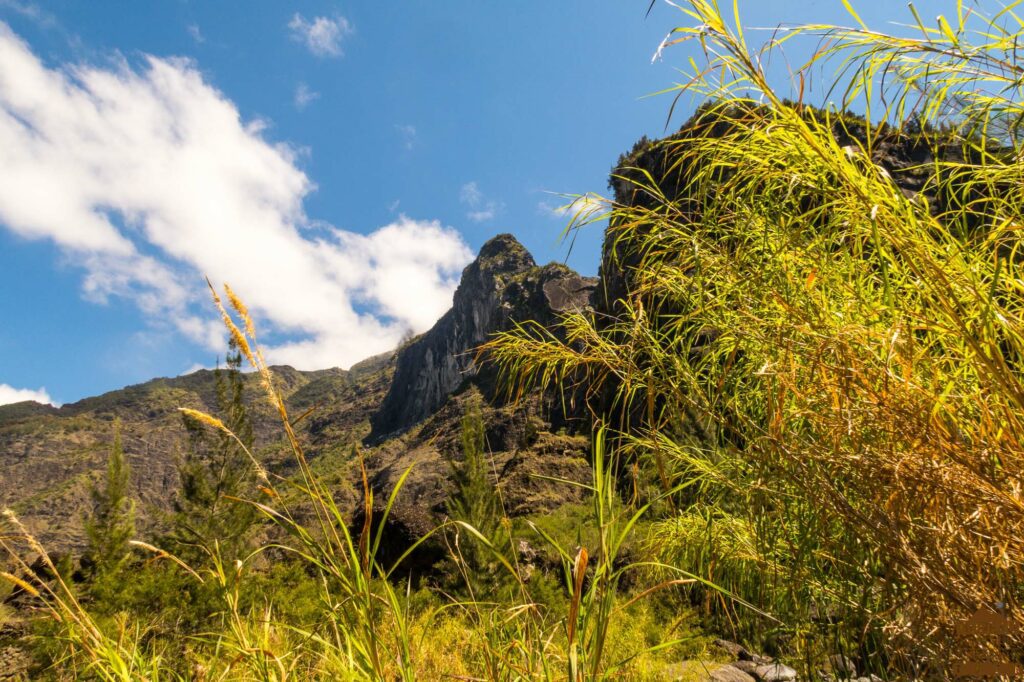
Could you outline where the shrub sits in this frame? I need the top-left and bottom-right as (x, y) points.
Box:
(486, 1), (1024, 676)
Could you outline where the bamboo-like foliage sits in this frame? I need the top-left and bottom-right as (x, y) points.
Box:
(486, 1), (1024, 675)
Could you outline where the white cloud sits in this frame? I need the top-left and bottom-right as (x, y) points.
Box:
(0, 383), (57, 406)
(459, 181), (502, 223)
(288, 14), (352, 58)
(294, 82), (319, 110)
(0, 23), (473, 370)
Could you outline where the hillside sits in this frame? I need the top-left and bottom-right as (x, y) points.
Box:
(0, 363), (380, 552)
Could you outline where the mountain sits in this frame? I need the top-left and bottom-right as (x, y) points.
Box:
(370, 233), (595, 440)
(5, 109), (940, 557)
(0, 234), (594, 555)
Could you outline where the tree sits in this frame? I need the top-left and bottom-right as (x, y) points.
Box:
(171, 339), (258, 564)
(446, 401), (509, 587)
(83, 420), (135, 581)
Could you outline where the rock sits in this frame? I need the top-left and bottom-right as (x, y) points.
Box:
(752, 662), (798, 682)
(715, 638), (749, 659)
(711, 666), (757, 682)
(828, 654), (857, 678)
(369, 234), (536, 440)
(661, 661), (754, 681)
(731, 660), (759, 674)
(0, 645), (32, 680)
(738, 648), (771, 664)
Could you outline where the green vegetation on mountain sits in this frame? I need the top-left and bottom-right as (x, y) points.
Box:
(2, 1), (1023, 680)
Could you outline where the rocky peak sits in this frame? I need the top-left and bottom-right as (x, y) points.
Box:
(475, 232), (535, 268)
(368, 234), (595, 441)
(450, 233), (536, 311)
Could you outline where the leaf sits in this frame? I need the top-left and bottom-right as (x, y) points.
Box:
(841, 0), (867, 29)
(937, 15), (958, 45)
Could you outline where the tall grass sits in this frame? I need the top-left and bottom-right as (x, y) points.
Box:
(0, 512), (169, 681)
(486, 0), (1024, 676)
(0, 284), (712, 679)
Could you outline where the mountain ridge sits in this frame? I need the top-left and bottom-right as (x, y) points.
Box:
(0, 233), (594, 554)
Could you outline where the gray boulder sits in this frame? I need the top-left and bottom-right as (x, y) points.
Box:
(753, 662), (798, 682)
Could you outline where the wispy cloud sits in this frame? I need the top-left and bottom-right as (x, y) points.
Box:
(459, 182), (483, 206)
(0, 383), (57, 406)
(288, 13), (352, 58)
(0, 23), (473, 370)
(395, 123), (416, 150)
(0, 0), (55, 27)
(294, 82), (319, 110)
(540, 193), (607, 221)
(186, 23), (204, 44)
(459, 181), (503, 223)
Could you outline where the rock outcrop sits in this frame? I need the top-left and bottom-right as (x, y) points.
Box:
(369, 233), (596, 441)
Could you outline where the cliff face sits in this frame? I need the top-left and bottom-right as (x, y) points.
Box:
(369, 233), (596, 441)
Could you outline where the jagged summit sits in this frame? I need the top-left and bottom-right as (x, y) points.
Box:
(368, 233), (594, 441)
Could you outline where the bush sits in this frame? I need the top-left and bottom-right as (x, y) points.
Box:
(486, 1), (1024, 676)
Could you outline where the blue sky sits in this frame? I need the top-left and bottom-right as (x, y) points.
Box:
(0, 0), (914, 405)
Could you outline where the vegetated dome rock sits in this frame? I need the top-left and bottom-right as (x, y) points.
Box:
(601, 104), (976, 320)
(369, 233), (596, 441)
